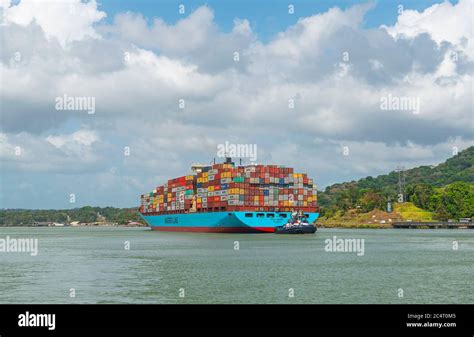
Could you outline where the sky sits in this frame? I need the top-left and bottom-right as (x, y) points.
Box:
(0, 0), (472, 209)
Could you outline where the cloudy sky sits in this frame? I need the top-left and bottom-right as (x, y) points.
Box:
(0, 0), (472, 209)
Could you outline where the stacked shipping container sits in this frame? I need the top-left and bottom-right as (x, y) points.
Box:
(140, 163), (318, 214)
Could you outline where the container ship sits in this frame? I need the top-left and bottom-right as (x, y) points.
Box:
(138, 158), (319, 233)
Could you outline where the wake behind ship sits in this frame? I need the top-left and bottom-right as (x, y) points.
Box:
(139, 158), (319, 233)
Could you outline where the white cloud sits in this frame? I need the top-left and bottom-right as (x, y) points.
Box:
(263, 3), (373, 60)
(46, 129), (99, 148)
(382, 0), (473, 58)
(232, 18), (251, 36)
(2, 0), (106, 46)
(101, 6), (255, 73)
(0, 129), (104, 173)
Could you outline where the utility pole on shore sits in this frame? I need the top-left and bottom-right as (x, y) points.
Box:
(396, 166), (405, 203)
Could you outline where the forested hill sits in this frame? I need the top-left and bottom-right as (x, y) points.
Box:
(319, 146), (474, 220)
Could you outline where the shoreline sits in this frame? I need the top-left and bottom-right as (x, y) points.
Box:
(1, 224), (472, 230)
(0, 224), (147, 228)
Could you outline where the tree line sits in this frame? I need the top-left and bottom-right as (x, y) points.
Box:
(0, 206), (142, 226)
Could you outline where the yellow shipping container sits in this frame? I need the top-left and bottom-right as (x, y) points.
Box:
(197, 177), (202, 183)
(239, 188), (244, 194)
(203, 172), (208, 178)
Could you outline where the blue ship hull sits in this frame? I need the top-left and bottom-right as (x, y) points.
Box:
(140, 211), (319, 233)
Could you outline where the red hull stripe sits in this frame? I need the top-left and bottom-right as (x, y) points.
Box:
(150, 226), (275, 233)
(252, 227), (275, 233)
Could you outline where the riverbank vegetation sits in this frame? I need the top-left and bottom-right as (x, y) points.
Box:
(318, 146), (473, 227)
(0, 207), (142, 226)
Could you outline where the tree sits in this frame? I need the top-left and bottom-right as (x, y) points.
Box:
(442, 182), (474, 219)
(359, 191), (385, 212)
(407, 183), (435, 210)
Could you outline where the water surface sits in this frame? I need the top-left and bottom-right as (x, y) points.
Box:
(0, 227), (472, 304)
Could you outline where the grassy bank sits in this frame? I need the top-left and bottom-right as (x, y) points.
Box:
(317, 202), (437, 228)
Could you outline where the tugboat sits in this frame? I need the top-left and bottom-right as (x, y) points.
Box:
(275, 210), (317, 234)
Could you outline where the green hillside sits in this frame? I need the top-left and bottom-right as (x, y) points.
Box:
(319, 146), (474, 221)
(393, 202), (436, 221)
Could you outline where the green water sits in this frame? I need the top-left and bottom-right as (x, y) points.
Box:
(0, 227), (472, 304)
